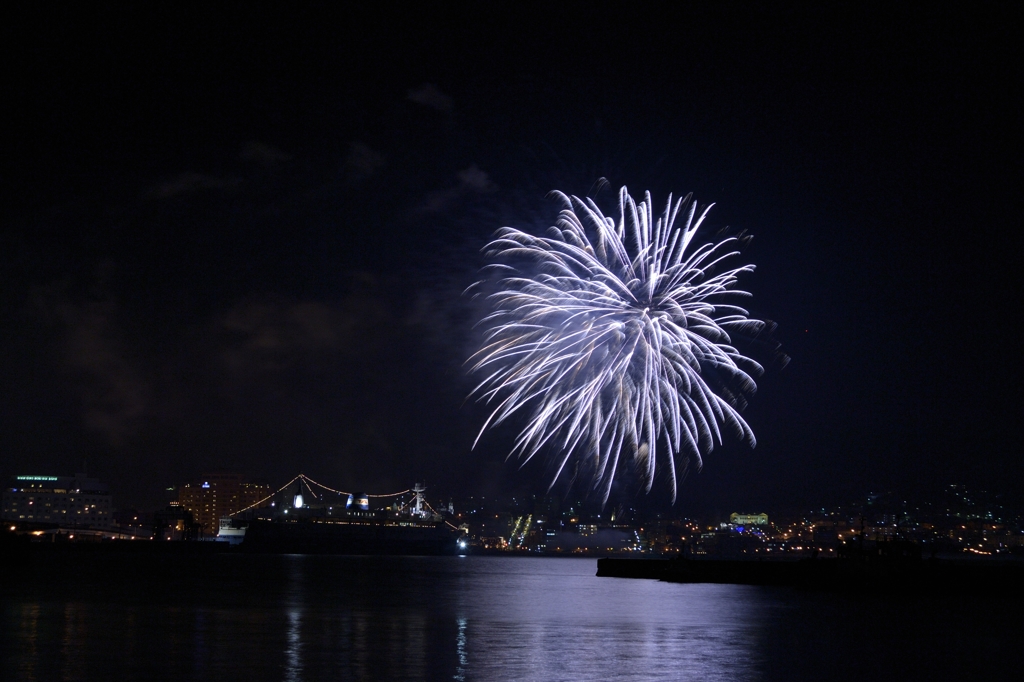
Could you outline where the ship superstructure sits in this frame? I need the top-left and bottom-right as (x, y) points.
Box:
(225, 475), (460, 555)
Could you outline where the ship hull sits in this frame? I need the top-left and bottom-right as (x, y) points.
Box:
(241, 518), (458, 555)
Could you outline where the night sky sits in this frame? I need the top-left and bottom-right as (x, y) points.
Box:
(2, 5), (1020, 513)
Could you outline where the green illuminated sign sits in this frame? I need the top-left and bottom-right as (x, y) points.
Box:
(16, 476), (58, 481)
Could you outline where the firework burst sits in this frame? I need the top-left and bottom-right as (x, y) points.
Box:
(469, 186), (769, 503)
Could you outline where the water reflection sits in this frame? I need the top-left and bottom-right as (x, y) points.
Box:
(284, 609), (301, 682)
(2, 553), (1019, 681)
(454, 617), (467, 682)
(284, 555), (304, 682)
(60, 602), (82, 681)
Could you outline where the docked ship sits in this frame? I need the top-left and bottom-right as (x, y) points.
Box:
(226, 476), (462, 555)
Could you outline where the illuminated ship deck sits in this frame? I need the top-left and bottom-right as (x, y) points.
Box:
(241, 513), (459, 555)
(229, 475), (462, 555)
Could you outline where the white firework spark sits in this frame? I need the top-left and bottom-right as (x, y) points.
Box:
(469, 186), (769, 504)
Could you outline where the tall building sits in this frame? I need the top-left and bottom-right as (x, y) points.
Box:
(2, 474), (113, 528)
(178, 473), (269, 535)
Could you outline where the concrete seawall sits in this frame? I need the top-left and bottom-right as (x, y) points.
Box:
(597, 556), (1024, 594)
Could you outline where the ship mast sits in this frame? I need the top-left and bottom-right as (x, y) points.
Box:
(412, 483), (427, 518)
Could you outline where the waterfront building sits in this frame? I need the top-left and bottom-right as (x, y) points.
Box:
(729, 512), (769, 526)
(178, 472), (269, 535)
(2, 474), (113, 528)
(153, 504), (199, 541)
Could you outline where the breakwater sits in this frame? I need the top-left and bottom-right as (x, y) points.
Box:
(597, 556), (1024, 594)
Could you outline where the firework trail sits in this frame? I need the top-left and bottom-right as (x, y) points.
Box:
(469, 185), (771, 503)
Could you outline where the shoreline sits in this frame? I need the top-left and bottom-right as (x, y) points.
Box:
(597, 555), (1024, 594)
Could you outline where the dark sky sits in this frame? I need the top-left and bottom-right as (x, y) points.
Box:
(2, 4), (1021, 513)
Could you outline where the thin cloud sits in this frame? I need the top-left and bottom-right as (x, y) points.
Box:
(345, 142), (386, 181)
(240, 141), (293, 166)
(147, 172), (241, 199)
(52, 299), (149, 448)
(457, 164), (497, 193)
(219, 298), (353, 374)
(407, 83), (453, 113)
(416, 164), (497, 213)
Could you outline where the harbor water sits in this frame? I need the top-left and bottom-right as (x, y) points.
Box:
(2, 552), (1018, 681)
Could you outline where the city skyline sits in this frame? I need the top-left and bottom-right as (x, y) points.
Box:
(6, 466), (1020, 535)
